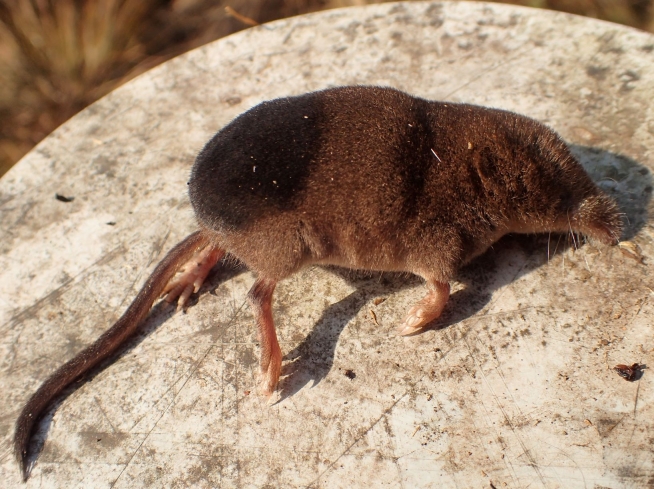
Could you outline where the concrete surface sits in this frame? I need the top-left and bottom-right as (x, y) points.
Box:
(1, 2), (654, 487)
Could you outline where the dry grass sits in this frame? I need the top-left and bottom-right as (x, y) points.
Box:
(0, 0), (652, 176)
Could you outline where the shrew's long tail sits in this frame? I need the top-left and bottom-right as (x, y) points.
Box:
(14, 230), (210, 481)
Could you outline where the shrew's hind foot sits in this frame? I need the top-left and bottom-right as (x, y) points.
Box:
(162, 246), (225, 310)
(397, 281), (450, 336)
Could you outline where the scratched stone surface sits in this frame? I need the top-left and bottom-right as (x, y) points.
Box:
(1, 2), (654, 487)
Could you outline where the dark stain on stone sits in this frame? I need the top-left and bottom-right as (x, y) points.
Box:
(598, 32), (625, 55)
(620, 69), (641, 91)
(339, 21), (361, 42)
(239, 347), (258, 368)
(92, 154), (117, 178)
(586, 65), (610, 80)
(363, 21), (378, 35)
(224, 96), (242, 106)
(55, 193), (75, 203)
(425, 4), (444, 28)
(389, 4), (407, 14)
(80, 431), (129, 452)
(596, 417), (622, 437)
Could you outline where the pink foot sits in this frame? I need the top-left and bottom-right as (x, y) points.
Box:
(259, 345), (282, 398)
(397, 281), (450, 336)
(247, 279), (282, 398)
(162, 246), (224, 310)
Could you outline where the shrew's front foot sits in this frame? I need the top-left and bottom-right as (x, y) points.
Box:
(397, 282), (450, 336)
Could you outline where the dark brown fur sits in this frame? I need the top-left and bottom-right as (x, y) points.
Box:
(190, 86), (621, 279)
(15, 86), (622, 480)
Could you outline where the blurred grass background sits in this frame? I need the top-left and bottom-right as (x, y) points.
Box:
(0, 0), (652, 177)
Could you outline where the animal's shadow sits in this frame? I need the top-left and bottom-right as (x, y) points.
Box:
(24, 146), (650, 473)
(278, 145), (651, 398)
(570, 144), (651, 241)
(277, 235), (546, 399)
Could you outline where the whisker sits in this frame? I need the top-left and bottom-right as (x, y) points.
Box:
(566, 211), (578, 251)
(552, 233), (563, 256)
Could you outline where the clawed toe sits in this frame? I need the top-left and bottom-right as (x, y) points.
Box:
(258, 345), (282, 398)
(258, 368), (280, 398)
(397, 306), (430, 336)
(162, 247), (224, 310)
(164, 283), (195, 311)
(398, 281), (450, 336)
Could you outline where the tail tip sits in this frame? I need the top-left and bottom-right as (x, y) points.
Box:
(16, 448), (30, 482)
